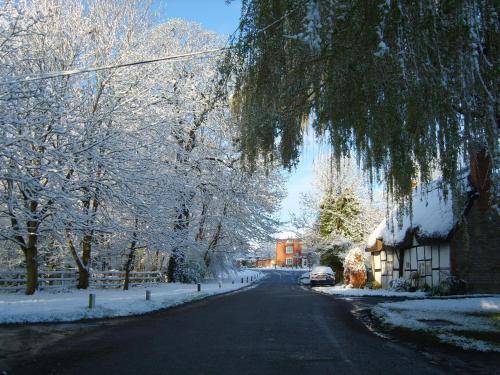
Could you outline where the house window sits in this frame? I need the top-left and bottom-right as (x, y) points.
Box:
(286, 239), (293, 244)
(285, 246), (293, 254)
(286, 258), (293, 265)
(425, 260), (432, 275)
(418, 262), (426, 276)
(381, 250), (394, 276)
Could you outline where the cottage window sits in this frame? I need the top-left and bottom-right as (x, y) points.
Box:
(425, 260), (432, 276)
(286, 258), (293, 265)
(381, 259), (393, 276)
(404, 244), (451, 288)
(418, 262), (426, 276)
(386, 261), (393, 275)
(374, 253), (381, 269)
(285, 246), (293, 254)
(417, 246), (425, 261)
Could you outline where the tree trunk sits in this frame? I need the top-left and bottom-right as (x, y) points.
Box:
(76, 196), (99, 289)
(24, 244), (38, 295)
(7, 179), (37, 294)
(77, 234), (92, 289)
(166, 255), (176, 283)
(24, 214), (39, 295)
(157, 254), (165, 271)
(66, 234), (88, 290)
(123, 249), (135, 291)
(151, 250), (159, 271)
(204, 203), (227, 269)
(123, 219), (138, 290)
(195, 186), (208, 241)
(170, 200), (190, 282)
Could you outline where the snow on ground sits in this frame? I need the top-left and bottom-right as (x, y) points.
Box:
(312, 285), (427, 298)
(373, 297), (500, 352)
(0, 270), (262, 324)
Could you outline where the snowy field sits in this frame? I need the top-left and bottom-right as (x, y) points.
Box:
(0, 270), (263, 324)
(312, 285), (427, 298)
(373, 297), (500, 352)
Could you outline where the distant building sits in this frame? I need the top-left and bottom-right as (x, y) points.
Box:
(255, 258), (273, 268)
(275, 237), (307, 268)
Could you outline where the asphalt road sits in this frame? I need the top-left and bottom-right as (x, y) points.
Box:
(2, 271), (499, 375)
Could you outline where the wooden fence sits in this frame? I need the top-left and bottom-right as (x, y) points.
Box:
(0, 270), (166, 292)
(90, 270), (166, 289)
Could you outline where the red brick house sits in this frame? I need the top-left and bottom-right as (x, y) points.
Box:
(275, 238), (305, 267)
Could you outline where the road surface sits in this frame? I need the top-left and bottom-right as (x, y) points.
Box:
(2, 271), (498, 374)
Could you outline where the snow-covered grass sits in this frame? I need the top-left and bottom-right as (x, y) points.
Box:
(0, 270), (262, 324)
(312, 284), (427, 298)
(373, 297), (500, 352)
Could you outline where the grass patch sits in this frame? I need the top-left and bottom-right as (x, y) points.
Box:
(488, 312), (500, 321)
(451, 330), (500, 345)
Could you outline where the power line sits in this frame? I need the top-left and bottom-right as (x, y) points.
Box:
(0, 47), (229, 86)
(1, 7), (296, 86)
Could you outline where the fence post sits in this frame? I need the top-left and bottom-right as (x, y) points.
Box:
(241, 277), (244, 283)
(88, 293), (96, 309)
(232, 280), (234, 284)
(218, 281), (222, 288)
(197, 283), (201, 292)
(146, 290), (151, 301)
(246, 276), (248, 283)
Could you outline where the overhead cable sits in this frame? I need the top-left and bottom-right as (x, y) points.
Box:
(2, 8), (296, 85)
(1, 47), (228, 85)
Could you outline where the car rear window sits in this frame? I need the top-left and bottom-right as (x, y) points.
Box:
(311, 266), (334, 274)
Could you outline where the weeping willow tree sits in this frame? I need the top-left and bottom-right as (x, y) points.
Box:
(224, 0), (499, 204)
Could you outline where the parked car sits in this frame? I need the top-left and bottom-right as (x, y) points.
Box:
(298, 272), (310, 285)
(309, 266), (335, 286)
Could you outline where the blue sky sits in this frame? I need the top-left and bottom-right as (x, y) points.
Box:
(152, 0), (242, 36)
(279, 130), (330, 227)
(154, 0), (326, 230)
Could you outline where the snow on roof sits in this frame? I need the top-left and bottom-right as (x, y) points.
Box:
(367, 182), (455, 248)
(274, 231), (300, 240)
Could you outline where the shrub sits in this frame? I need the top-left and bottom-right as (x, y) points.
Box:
(389, 277), (409, 291)
(438, 276), (468, 295)
(371, 280), (382, 289)
(420, 283), (432, 293)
